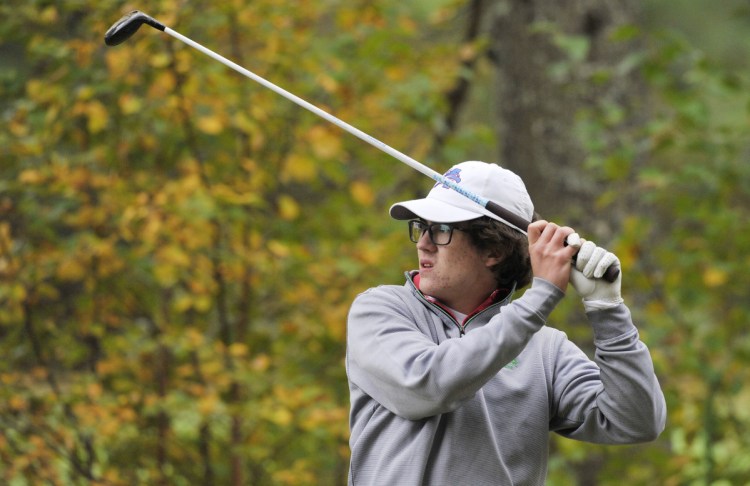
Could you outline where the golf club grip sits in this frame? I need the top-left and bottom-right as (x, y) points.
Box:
(485, 201), (620, 283)
(486, 201), (531, 233)
(602, 265), (620, 283)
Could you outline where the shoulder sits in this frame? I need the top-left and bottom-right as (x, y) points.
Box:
(348, 278), (437, 327)
(353, 281), (415, 304)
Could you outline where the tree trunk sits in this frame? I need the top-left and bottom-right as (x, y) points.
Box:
(489, 0), (646, 237)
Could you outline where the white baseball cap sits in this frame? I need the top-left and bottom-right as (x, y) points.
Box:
(389, 161), (534, 234)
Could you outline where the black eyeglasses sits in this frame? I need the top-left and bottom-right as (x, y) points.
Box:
(408, 220), (466, 246)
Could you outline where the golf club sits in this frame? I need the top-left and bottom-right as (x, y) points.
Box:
(104, 10), (619, 282)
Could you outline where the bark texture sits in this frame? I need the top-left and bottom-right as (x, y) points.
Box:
(489, 0), (646, 236)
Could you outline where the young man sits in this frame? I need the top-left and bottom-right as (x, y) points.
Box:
(346, 161), (666, 485)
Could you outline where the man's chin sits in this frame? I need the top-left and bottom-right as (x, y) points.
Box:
(419, 282), (444, 301)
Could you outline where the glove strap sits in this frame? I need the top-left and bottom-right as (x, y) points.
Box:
(582, 297), (624, 312)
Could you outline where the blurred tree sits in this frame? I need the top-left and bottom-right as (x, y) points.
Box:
(488, 0), (646, 237)
(0, 0), (459, 484)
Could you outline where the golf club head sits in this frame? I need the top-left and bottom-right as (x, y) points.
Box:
(104, 11), (166, 46)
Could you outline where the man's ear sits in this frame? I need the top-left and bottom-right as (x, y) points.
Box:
(483, 250), (504, 268)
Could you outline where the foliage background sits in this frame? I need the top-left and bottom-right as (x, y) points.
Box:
(1, 0), (749, 484)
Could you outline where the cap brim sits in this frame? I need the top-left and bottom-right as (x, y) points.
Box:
(389, 199), (485, 223)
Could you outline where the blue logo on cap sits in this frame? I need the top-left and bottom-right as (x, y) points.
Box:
(435, 168), (461, 189)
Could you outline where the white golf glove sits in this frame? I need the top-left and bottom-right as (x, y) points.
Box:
(568, 238), (623, 311)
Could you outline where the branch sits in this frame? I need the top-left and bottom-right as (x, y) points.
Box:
(434, 0), (488, 149)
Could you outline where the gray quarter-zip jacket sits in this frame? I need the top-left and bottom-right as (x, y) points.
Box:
(346, 273), (666, 485)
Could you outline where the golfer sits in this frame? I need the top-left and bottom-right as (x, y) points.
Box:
(346, 161), (666, 485)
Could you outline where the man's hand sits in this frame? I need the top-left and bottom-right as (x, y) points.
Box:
(527, 220), (579, 291)
(569, 240), (623, 310)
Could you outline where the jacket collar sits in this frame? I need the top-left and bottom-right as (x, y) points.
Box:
(407, 270), (515, 320)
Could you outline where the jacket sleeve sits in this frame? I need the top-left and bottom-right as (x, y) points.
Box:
(346, 279), (562, 420)
(550, 304), (667, 443)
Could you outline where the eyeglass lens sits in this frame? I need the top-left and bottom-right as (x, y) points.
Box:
(409, 220), (453, 245)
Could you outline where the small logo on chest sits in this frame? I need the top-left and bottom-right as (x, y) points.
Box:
(504, 358), (520, 370)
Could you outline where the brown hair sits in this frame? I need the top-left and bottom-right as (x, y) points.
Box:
(461, 215), (539, 290)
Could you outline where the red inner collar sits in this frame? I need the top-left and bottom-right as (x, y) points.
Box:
(413, 272), (508, 321)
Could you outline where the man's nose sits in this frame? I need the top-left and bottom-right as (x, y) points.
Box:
(416, 229), (435, 250)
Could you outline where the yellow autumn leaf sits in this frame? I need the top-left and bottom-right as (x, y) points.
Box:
(459, 43), (478, 62)
(196, 115), (224, 135)
(37, 6), (58, 24)
(77, 85), (95, 100)
(0, 223), (10, 247)
(147, 71), (176, 98)
(186, 329), (205, 348)
(9, 395), (28, 411)
(316, 73), (339, 94)
(154, 264), (178, 287)
(193, 295), (212, 312)
(308, 126), (342, 159)
(233, 112), (256, 133)
(229, 343), (248, 358)
(703, 267), (728, 288)
(198, 394), (220, 416)
(386, 65), (408, 81)
(399, 15), (418, 33)
(173, 293), (193, 313)
(173, 49), (194, 73)
(119, 94), (143, 115)
(337, 9), (357, 29)
(251, 354), (271, 372)
(350, 180), (375, 206)
(149, 52), (171, 68)
(87, 382), (103, 399)
(86, 100), (109, 133)
(9, 118), (29, 137)
(57, 259), (87, 282)
(18, 169), (43, 184)
(269, 408), (293, 426)
(5, 284), (27, 302)
(268, 240), (291, 258)
(212, 184), (262, 206)
(278, 195), (300, 220)
(29, 435), (46, 449)
(157, 245), (192, 267)
(26, 79), (46, 101)
(100, 418), (120, 438)
(282, 153), (317, 182)
(105, 49), (131, 78)
(119, 407), (137, 423)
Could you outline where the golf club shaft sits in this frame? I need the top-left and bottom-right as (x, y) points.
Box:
(106, 11), (619, 282)
(163, 28), (525, 226)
